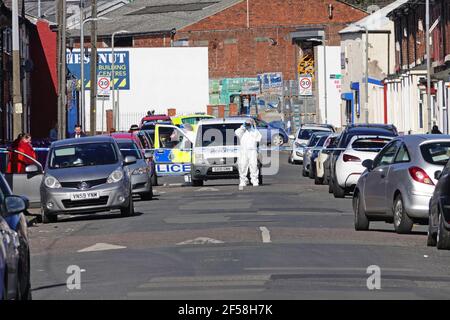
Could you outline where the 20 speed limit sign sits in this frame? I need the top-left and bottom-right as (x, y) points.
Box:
(97, 76), (111, 97)
(299, 76), (312, 96)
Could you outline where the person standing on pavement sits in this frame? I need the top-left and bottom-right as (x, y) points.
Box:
(235, 119), (262, 189)
(431, 125), (442, 134)
(7, 133), (37, 174)
(70, 124), (86, 138)
(49, 122), (58, 141)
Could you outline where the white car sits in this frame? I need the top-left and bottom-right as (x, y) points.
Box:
(289, 125), (334, 164)
(315, 133), (340, 184)
(333, 135), (393, 198)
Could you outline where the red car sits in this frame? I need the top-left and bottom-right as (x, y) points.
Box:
(140, 115), (171, 127)
(110, 132), (158, 186)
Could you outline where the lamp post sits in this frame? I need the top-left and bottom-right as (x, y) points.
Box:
(425, 0), (432, 132)
(355, 24), (369, 124)
(80, 16), (109, 130)
(111, 30), (129, 130)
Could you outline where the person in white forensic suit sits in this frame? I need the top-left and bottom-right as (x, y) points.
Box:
(235, 119), (262, 188)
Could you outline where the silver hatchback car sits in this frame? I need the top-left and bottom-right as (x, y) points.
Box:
(40, 136), (136, 223)
(353, 134), (450, 234)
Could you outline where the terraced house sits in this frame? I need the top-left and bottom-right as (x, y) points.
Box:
(386, 0), (450, 134)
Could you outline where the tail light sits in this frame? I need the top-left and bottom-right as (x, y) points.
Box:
(343, 154), (361, 162)
(408, 167), (434, 185)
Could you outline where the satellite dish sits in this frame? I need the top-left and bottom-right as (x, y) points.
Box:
(367, 5), (381, 14)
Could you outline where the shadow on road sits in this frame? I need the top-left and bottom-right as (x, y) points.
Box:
(368, 228), (427, 236)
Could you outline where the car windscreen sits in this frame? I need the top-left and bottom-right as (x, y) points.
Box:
(351, 137), (391, 152)
(197, 123), (242, 147)
(421, 142), (450, 166)
(307, 135), (322, 147)
(49, 143), (118, 169)
(118, 141), (142, 159)
(316, 135), (329, 147)
(298, 129), (329, 140)
(141, 123), (156, 130)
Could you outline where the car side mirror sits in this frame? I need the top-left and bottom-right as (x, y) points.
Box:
(3, 195), (27, 216)
(25, 164), (39, 173)
(435, 170), (442, 180)
(123, 156), (137, 165)
(362, 159), (374, 171)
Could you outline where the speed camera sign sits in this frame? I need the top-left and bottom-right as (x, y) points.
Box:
(299, 76), (312, 96)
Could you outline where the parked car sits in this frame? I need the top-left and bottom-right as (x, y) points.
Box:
(354, 135), (450, 234)
(114, 138), (154, 201)
(171, 114), (215, 129)
(0, 172), (31, 300)
(315, 133), (340, 185)
(305, 133), (331, 179)
(329, 124), (398, 198)
(230, 116), (289, 146)
(290, 124), (334, 164)
(302, 132), (330, 177)
(140, 114), (171, 126)
(191, 118), (263, 186)
(110, 132), (157, 186)
(38, 136), (136, 223)
(426, 139), (450, 248)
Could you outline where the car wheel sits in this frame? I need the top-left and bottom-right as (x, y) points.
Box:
(332, 178), (346, 198)
(302, 167), (308, 177)
(120, 195), (134, 217)
(328, 178), (333, 193)
(437, 213), (450, 250)
(314, 174), (323, 185)
(288, 153), (293, 164)
(427, 227), (437, 247)
(353, 192), (369, 231)
(17, 238), (31, 300)
(272, 135), (284, 147)
(42, 210), (57, 224)
(308, 164), (315, 179)
(192, 179), (204, 187)
(141, 192), (153, 201)
(393, 195), (413, 234)
(258, 173), (263, 186)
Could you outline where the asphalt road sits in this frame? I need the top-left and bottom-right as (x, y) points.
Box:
(29, 153), (450, 299)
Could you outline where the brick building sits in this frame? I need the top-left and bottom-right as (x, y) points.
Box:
(386, 0), (450, 134)
(74, 0), (367, 126)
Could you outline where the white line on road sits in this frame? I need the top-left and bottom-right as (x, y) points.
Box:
(77, 243), (127, 253)
(259, 226), (271, 243)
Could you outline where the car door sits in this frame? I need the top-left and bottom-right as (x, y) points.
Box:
(154, 124), (192, 177)
(363, 140), (401, 213)
(2, 150), (44, 207)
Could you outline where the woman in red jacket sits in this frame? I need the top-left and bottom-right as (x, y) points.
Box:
(7, 133), (37, 173)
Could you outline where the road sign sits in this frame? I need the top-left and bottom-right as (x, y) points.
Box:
(299, 75), (313, 96)
(97, 76), (111, 97)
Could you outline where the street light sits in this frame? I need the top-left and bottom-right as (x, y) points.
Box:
(425, 0), (432, 132)
(80, 16), (109, 130)
(111, 30), (129, 130)
(307, 37), (328, 125)
(355, 24), (369, 124)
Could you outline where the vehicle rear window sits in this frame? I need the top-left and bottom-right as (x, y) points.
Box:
(50, 143), (118, 169)
(298, 129), (329, 140)
(197, 123), (242, 147)
(421, 142), (450, 166)
(351, 138), (391, 152)
(118, 141), (142, 159)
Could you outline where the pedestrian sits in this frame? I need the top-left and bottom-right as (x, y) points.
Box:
(49, 122), (58, 141)
(7, 133), (37, 174)
(129, 124), (139, 133)
(235, 119), (262, 189)
(431, 125), (442, 134)
(70, 124), (86, 138)
(286, 119), (292, 135)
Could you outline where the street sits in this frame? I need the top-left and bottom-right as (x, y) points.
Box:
(29, 152), (450, 300)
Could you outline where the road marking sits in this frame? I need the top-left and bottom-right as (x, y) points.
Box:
(176, 237), (225, 245)
(196, 187), (219, 192)
(259, 226), (271, 243)
(77, 243), (127, 253)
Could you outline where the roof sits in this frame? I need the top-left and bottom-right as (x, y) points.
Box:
(110, 132), (139, 140)
(52, 135), (115, 147)
(70, 0), (243, 37)
(198, 117), (247, 125)
(398, 134), (450, 143)
(339, 0), (407, 34)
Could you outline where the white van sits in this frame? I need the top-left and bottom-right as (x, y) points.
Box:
(191, 118), (263, 186)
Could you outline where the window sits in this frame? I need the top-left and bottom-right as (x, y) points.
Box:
(197, 123), (241, 147)
(421, 142), (450, 166)
(159, 127), (184, 149)
(373, 141), (400, 168)
(50, 143), (118, 169)
(351, 137), (391, 152)
(394, 144), (410, 163)
(118, 141), (142, 159)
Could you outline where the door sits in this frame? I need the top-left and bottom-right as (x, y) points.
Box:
(3, 150), (44, 207)
(364, 141), (400, 213)
(154, 125), (192, 177)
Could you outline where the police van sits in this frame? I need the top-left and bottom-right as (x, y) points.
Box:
(190, 118), (263, 187)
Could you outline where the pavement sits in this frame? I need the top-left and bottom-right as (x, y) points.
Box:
(28, 152), (450, 299)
